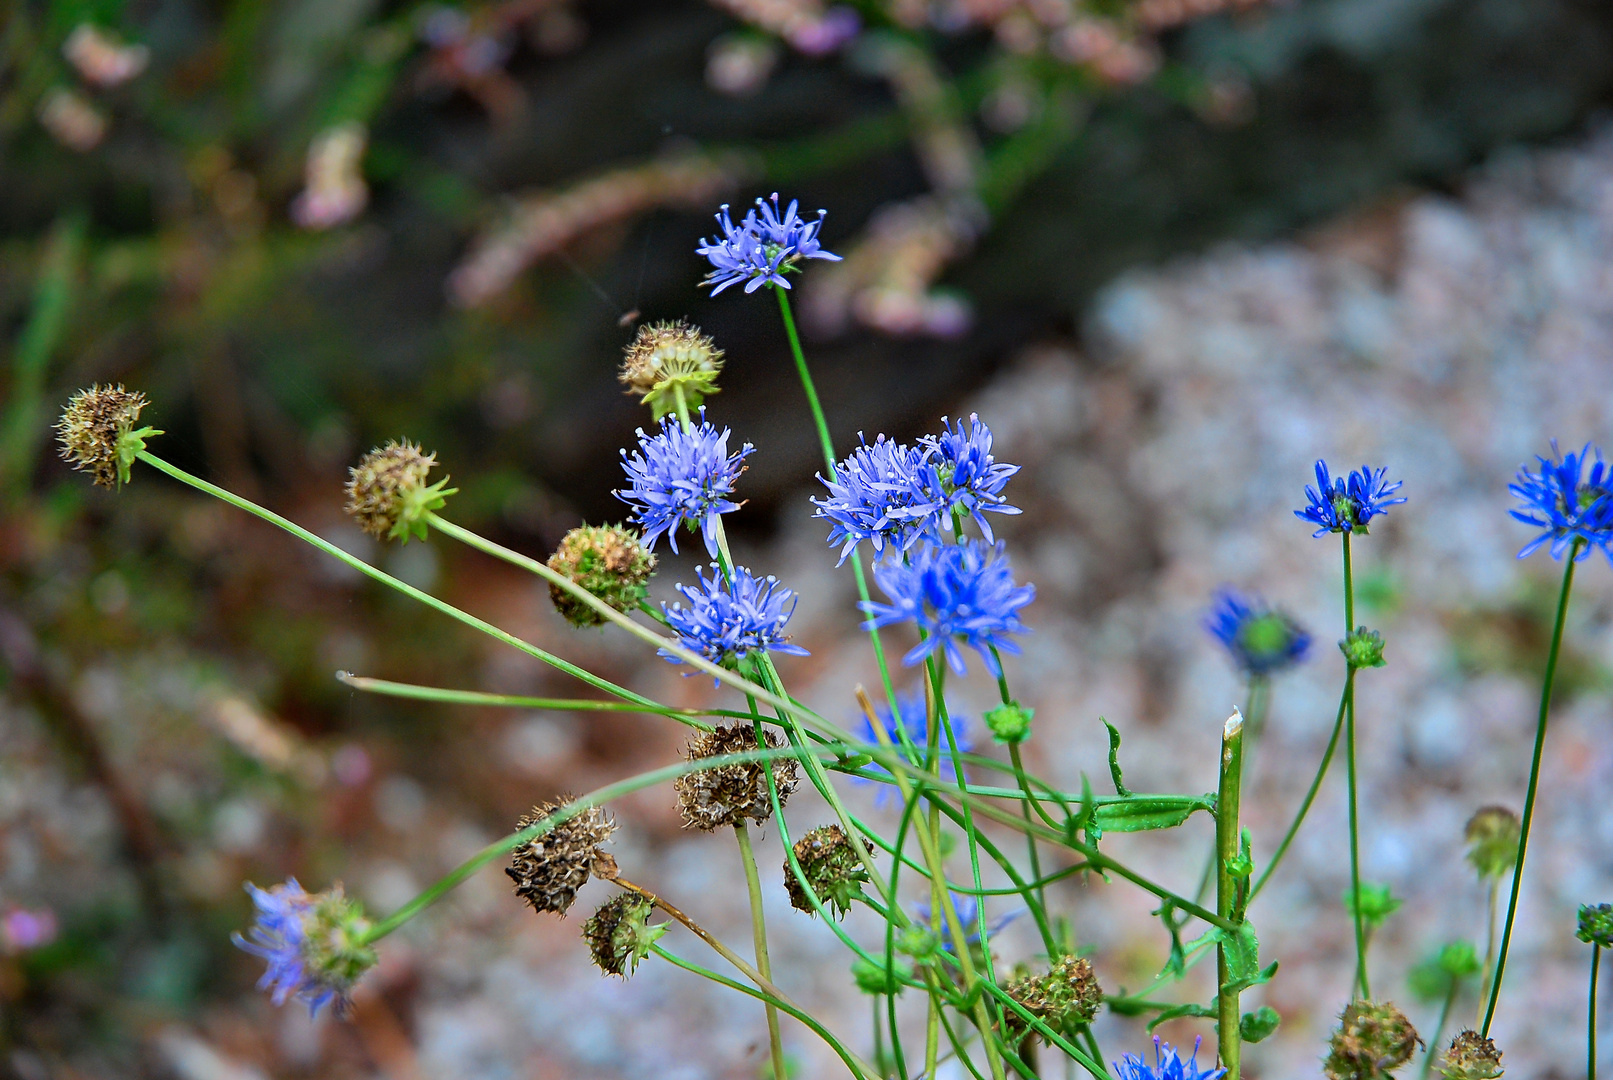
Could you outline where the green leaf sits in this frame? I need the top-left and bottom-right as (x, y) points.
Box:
(1101, 717), (1132, 796)
(1094, 796), (1203, 833)
(1239, 1006), (1281, 1043)
(1145, 1002), (1216, 1033)
(1225, 828), (1253, 878)
(1185, 922), (1275, 995)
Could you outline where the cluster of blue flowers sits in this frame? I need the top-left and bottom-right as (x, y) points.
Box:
(1114, 1038), (1226, 1080)
(231, 879), (338, 1016)
(616, 409), (753, 557)
(1295, 460), (1406, 537)
(1509, 441), (1613, 561)
(855, 688), (971, 802)
(863, 539), (1034, 677)
(696, 193), (841, 295)
(813, 413), (1021, 563)
(661, 564), (809, 675)
(1204, 588), (1311, 677)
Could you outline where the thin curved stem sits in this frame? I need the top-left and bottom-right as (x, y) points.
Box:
(1482, 546), (1580, 1035)
(1249, 679), (1349, 901)
(1592, 943), (1601, 1080)
(734, 822), (787, 1080)
(1419, 978), (1458, 1080)
(336, 672), (718, 728)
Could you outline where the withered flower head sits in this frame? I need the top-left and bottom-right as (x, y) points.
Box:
(57, 385), (159, 488)
(620, 320), (725, 420)
(1440, 1030), (1503, 1080)
(1003, 955), (1103, 1039)
(1464, 806), (1520, 881)
(506, 798), (618, 916)
(546, 524), (657, 628)
(583, 892), (666, 978)
(1324, 1000), (1421, 1080)
(784, 825), (870, 919)
(673, 724), (799, 831)
(344, 440), (457, 543)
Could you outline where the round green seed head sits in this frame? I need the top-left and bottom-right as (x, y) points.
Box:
(546, 524), (657, 628)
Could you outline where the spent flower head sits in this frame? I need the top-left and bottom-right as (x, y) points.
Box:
(232, 878), (376, 1017)
(660, 563), (809, 676)
(616, 410), (752, 558)
(345, 441), (456, 543)
(1323, 1000), (1421, 1080)
(620, 320), (725, 420)
(1577, 902), (1613, 948)
(1509, 440), (1613, 561)
(57, 385), (161, 488)
(1205, 588), (1312, 677)
(1463, 806), (1520, 881)
(862, 538), (1034, 676)
(783, 824), (870, 918)
(1003, 955), (1103, 1039)
(583, 893), (666, 977)
(546, 524), (656, 628)
(1114, 1037), (1226, 1080)
(1297, 460), (1406, 537)
(506, 799), (618, 916)
(1440, 1030), (1503, 1080)
(674, 723), (800, 830)
(697, 193), (840, 294)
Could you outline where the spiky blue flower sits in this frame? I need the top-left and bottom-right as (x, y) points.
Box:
(697, 193), (841, 295)
(1509, 441), (1613, 561)
(862, 539), (1034, 677)
(1296, 460), (1406, 537)
(918, 414), (1021, 542)
(911, 893), (1023, 952)
(813, 435), (939, 564)
(1114, 1037), (1226, 1080)
(661, 563), (809, 678)
(616, 410), (753, 558)
(232, 878), (375, 1017)
(1205, 588), (1311, 677)
(854, 689), (970, 803)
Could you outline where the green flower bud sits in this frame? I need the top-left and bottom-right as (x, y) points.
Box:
(57, 384), (162, 488)
(620, 321), (725, 420)
(1439, 1030), (1503, 1080)
(1577, 903), (1613, 948)
(851, 955), (912, 995)
(344, 440), (457, 543)
(1342, 882), (1403, 930)
(784, 825), (871, 919)
(895, 923), (940, 964)
(546, 524), (657, 628)
(1323, 1000), (1421, 1080)
(1409, 941), (1481, 1002)
(583, 893), (666, 977)
(302, 886), (378, 998)
(1464, 806), (1520, 881)
(1340, 626), (1387, 669)
(984, 701), (1034, 744)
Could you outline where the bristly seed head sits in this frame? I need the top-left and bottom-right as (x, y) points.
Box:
(1439, 1030), (1503, 1079)
(583, 892), (666, 977)
(1464, 806), (1520, 882)
(1577, 902), (1613, 948)
(620, 321), (725, 420)
(547, 524), (657, 628)
(784, 824), (870, 919)
(1003, 955), (1103, 1039)
(506, 798), (618, 916)
(673, 724), (799, 831)
(1323, 1000), (1421, 1080)
(344, 440), (457, 543)
(57, 385), (161, 488)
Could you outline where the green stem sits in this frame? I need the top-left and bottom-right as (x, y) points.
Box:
(1482, 545), (1580, 1035)
(1592, 943), (1601, 1080)
(1342, 532), (1368, 1000)
(774, 286), (835, 470)
(735, 821), (787, 1080)
(1217, 710), (1246, 1080)
(1249, 678), (1348, 901)
(1476, 879), (1498, 1031)
(336, 672), (718, 728)
(1419, 980), (1458, 1080)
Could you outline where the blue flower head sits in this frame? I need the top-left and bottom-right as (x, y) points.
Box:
(1205, 588), (1311, 677)
(919, 414), (1021, 542)
(911, 893), (1023, 952)
(1296, 460), (1406, 537)
(862, 538), (1034, 677)
(1509, 441), (1613, 561)
(697, 193), (841, 295)
(616, 409), (753, 558)
(854, 689), (969, 803)
(813, 435), (938, 565)
(1114, 1038), (1226, 1080)
(232, 878), (376, 1017)
(661, 563), (809, 678)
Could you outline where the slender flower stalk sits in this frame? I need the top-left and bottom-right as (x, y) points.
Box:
(1216, 709), (1246, 1080)
(1343, 531), (1368, 1000)
(735, 820), (787, 1080)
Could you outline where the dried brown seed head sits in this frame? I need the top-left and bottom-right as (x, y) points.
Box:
(1324, 1000), (1421, 1080)
(344, 440), (455, 542)
(57, 385), (152, 488)
(1004, 955), (1103, 1039)
(673, 724), (798, 831)
(546, 524), (657, 628)
(505, 798), (617, 916)
(1440, 1029), (1503, 1080)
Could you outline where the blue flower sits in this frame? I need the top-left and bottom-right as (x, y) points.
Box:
(1205, 588), (1311, 677)
(813, 435), (939, 565)
(918, 414), (1021, 542)
(854, 689), (970, 803)
(862, 539), (1034, 677)
(1295, 460), (1406, 537)
(697, 193), (841, 295)
(616, 410), (753, 558)
(1114, 1038), (1226, 1080)
(232, 878), (377, 1017)
(912, 893), (1023, 951)
(661, 563), (809, 677)
(1509, 441), (1613, 561)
